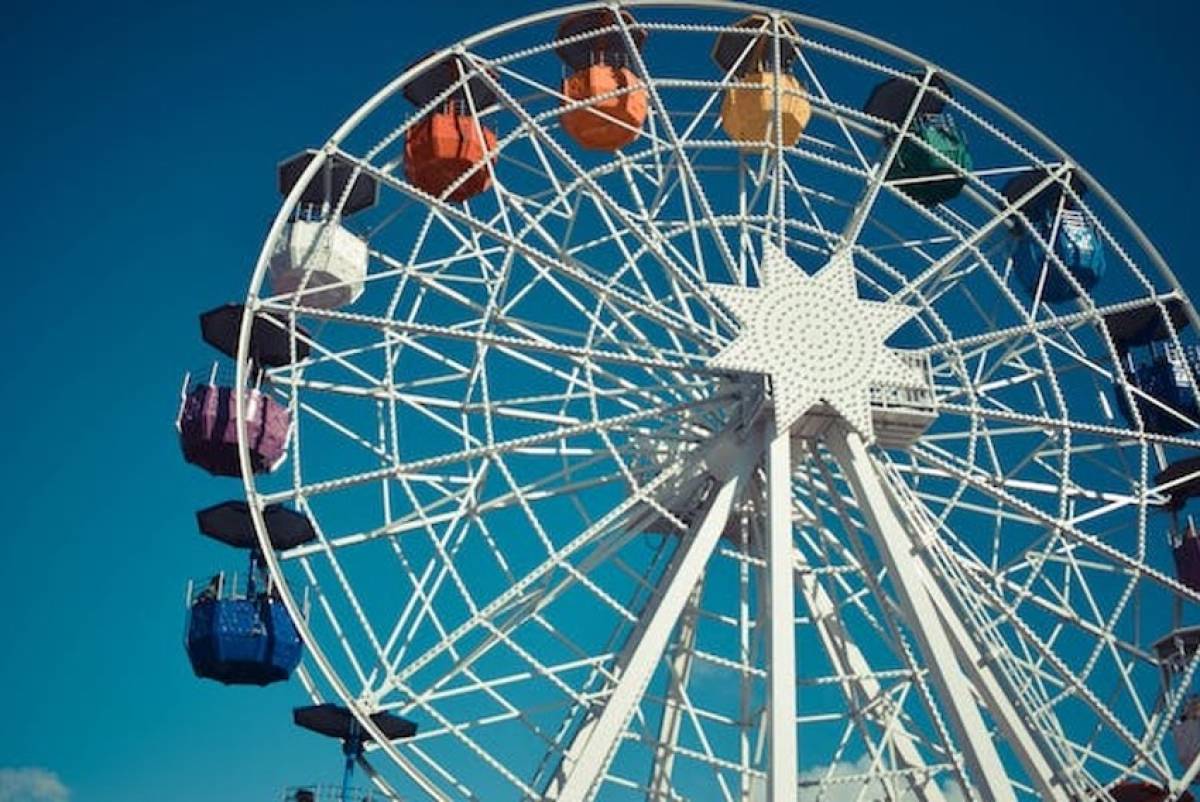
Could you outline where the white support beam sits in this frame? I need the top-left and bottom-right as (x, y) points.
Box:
(648, 582), (703, 800)
(548, 469), (747, 801)
(926, 578), (1073, 801)
(842, 69), (935, 247)
(826, 428), (1017, 802)
(877, 469), (1073, 801)
(766, 426), (799, 802)
(792, 546), (948, 802)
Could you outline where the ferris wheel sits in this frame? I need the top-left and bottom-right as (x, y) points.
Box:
(175, 3), (1200, 800)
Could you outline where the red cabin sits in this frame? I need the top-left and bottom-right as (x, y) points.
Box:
(403, 54), (497, 202)
(1174, 520), (1200, 593)
(1106, 781), (1194, 801)
(555, 10), (648, 152)
(1156, 457), (1200, 592)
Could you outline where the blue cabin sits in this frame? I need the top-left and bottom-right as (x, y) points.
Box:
(1107, 301), (1200, 435)
(185, 573), (303, 686)
(1003, 169), (1106, 303)
(1118, 344), (1200, 434)
(183, 502), (313, 687)
(1012, 206), (1106, 303)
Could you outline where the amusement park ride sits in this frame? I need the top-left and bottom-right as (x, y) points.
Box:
(174, 3), (1200, 801)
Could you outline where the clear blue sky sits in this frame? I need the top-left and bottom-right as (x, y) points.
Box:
(0, 1), (1197, 801)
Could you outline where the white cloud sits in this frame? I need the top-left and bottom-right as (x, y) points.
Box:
(748, 755), (969, 802)
(0, 768), (70, 802)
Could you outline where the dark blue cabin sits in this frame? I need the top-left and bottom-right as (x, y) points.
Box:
(1107, 301), (1200, 435)
(183, 501), (315, 686)
(186, 587), (303, 686)
(1118, 344), (1200, 435)
(1005, 170), (1106, 303)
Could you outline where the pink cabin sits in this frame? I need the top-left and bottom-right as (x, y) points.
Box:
(178, 384), (290, 477)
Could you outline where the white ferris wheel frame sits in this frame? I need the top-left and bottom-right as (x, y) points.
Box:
(228, 3), (1200, 801)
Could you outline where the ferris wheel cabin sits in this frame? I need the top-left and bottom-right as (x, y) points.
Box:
(178, 382), (290, 477)
(177, 304), (301, 477)
(186, 577), (304, 686)
(554, 9), (648, 152)
(1105, 781), (1196, 802)
(1006, 169), (1107, 303)
(402, 54), (497, 203)
(1153, 457), (1200, 594)
(269, 150), (376, 310)
(1153, 627), (1200, 789)
(863, 72), (972, 206)
(291, 703), (418, 800)
(1106, 301), (1200, 435)
(711, 15), (811, 151)
(184, 502), (314, 686)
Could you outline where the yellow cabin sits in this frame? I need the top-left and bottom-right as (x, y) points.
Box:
(720, 71), (811, 151)
(711, 15), (811, 151)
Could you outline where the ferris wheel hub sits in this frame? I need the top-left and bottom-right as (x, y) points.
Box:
(707, 241), (926, 444)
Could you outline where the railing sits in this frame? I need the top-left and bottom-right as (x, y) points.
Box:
(175, 362), (277, 428)
(1162, 343), (1200, 383)
(184, 570), (310, 616)
(1059, 208), (1088, 229)
(185, 570), (258, 606)
(1183, 694), (1200, 721)
(869, 351), (936, 413)
(281, 785), (379, 802)
(916, 111), (961, 135)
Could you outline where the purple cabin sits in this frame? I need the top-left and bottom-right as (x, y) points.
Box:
(1175, 521), (1200, 594)
(178, 384), (290, 477)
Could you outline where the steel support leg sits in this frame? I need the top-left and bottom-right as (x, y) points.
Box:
(826, 428), (1017, 802)
(549, 469), (746, 800)
(647, 583), (703, 800)
(878, 465), (1072, 801)
(766, 426), (798, 802)
(792, 546), (948, 802)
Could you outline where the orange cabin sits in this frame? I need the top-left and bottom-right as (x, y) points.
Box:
(561, 65), (647, 151)
(402, 54), (498, 202)
(404, 111), (497, 202)
(555, 10), (649, 152)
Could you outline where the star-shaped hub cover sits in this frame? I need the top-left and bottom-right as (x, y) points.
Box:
(707, 242), (920, 444)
